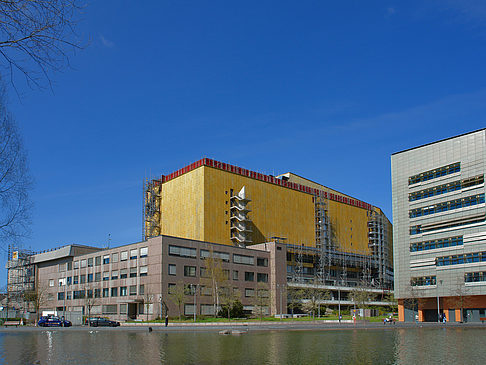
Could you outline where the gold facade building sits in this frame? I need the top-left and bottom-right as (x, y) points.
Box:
(144, 158), (393, 289)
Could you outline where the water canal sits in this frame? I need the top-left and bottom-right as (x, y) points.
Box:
(0, 327), (484, 364)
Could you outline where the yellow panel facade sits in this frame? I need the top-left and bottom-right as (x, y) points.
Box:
(159, 167), (205, 241)
(203, 166), (315, 246)
(327, 200), (370, 255)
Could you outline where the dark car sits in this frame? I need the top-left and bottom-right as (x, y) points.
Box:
(38, 316), (72, 327)
(88, 317), (120, 327)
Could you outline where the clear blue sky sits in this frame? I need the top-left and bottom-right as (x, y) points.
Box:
(3, 1), (486, 284)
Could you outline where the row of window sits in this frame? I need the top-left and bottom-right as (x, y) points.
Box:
(60, 247), (148, 272)
(49, 267), (148, 287)
(408, 175), (484, 202)
(410, 236), (463, 252)
(167, 283), (268, 298)
(409, 194), (485, 218)
(411, 276), (436, 286)
(464, 271), (486, 283)
(168, 263), (268, 282)
(57, 284), (145, 300)
(168, 245), (268, 266)
(436, 252), (486, 266)
(410, 217), (486, 235)
(408, 162), (460, 185)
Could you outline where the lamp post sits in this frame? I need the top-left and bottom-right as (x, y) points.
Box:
(436, 279), (442, 323)
(338, 287), (341, 322)
(191, 284), (199, 322)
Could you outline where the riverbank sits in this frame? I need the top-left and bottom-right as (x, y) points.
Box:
(1, 320), (484, 333)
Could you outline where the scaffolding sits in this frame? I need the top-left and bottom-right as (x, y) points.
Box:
(315, 191), (331, 284)
(6, 245), (36, 316)
(143, 178), (162, 241)
(367, 209), (393, 288)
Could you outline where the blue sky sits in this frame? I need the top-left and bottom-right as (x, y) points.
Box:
(2, 1), (486, 284)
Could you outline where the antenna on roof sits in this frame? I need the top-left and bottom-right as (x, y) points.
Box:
(107, 234), (111, 249)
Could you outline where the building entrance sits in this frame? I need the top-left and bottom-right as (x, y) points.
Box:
(128, 303), (137, 320)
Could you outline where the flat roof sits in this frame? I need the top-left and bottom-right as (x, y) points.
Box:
(392, 128), (486, 156)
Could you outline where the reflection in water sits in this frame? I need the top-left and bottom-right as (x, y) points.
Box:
(0, 328), (484, 364)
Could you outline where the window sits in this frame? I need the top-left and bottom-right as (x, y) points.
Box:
(94, 289), (101, 298)
(94, 272), (101, 282)
(103, 288), (109, 297)
(59, 263), (65, 272)
(103, 272), (109, 281)
(130, 267), (137, 278)
(139, 284), (145, 296)
(223, 269), (230, 280)
(140, 266), (148, 277)
(73, 290), (85, 299)
(49, 279), (54, 287)
(184, 266), (196, 277)
(81, 259), (87, 268)
(411, 276), (437, 286)
(200, 249), (230, 262)
(234, 254), (254, 265)
(130, 249), (137, 260)
(120, 268), (128, 279)
(67, 291), (72, 300)
(95, 256), (101, 266)
(119, 303), (128, 314)
(184, 304), (195, 316)
(409, 194), (485, 218)
(410, 236), (463, 252)
(408, 162), (460, 185)
(120, 286), (127, 296)
(233, 270), (239, 281)
(58, 292), (65, 300)
(102, 305), (117, 315)
(121, 251), (128, 261)
(200, 267), (209, 278)
(140, 247), (148, 258)
(88, 258), (93, 267)
(73, 276), (79, 284)
(87, 289), (93, 298)
(67, 262), (72, 271)
(87, 273), (93, 283)
(257, 273), (268, 283)
(74, 261), (79, 269)
(169, 245), (196, 258)
(103, 255), (110, 265)
(111, 287), (118, 297)
(129, 285), (137, 296)
(168, 283), (176, 294)
(200, 286), (212, 296)
(112, 253), (119, 263)
(257, 258), (268, 267)
(80, 275), (86, 284)
(169, 264), (177, 276)
(245, 288), (255, 297)
(245, 272), (254, 282)
(111, 270), (118, 280)
(67, 277), (72, 285)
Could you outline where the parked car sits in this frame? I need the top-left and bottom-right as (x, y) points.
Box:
(38, 316), (72, 327)
(88, 317), (120, 327)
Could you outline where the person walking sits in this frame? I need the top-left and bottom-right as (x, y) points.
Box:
(165, 314), (169, 327)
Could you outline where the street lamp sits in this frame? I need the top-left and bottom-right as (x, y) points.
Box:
(191, 284), (199, 322)
(436, 279), (443, 323)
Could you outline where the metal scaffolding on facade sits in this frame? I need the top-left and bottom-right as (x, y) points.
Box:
(143, 178), (162, 241)
(6, 245), (36, 316)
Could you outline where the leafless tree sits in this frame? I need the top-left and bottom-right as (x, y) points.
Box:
(287, 287), (304, 319)
(143, 291), (154, 322)
(168, 280), (186, 321)
(302, 282), (331, 320)
(0, 0), (85, 90)
(83, 285), (97, 324)
(24, 283), (47, 323)
(0, 96), (32, 246)
(252, 282), (270, 321)
(200, 249), (227, 315)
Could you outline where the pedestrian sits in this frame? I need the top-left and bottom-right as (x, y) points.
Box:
(165, 314), (169, 327)
(443, 314), (447, 323)
(339, 314), (342, 323)
(383, 318), (386, 325)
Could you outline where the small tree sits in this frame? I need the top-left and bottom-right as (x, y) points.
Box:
(143, 291), (154, 322)
(200, 249), (227, 316)
(84, 286), (98, 324)
(350, 281), (375, 317)
(303, 282), (331, 320)
(287, 287), (305, 319)
(219, 286), (241, 321)
(24, 284), (47, 323)
(168, 281), (186, 320)
(385, 292), (398, 314)
(252, 283), (270, 321)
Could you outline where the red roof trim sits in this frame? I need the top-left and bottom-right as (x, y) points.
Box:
(159, 158), (373, 210)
